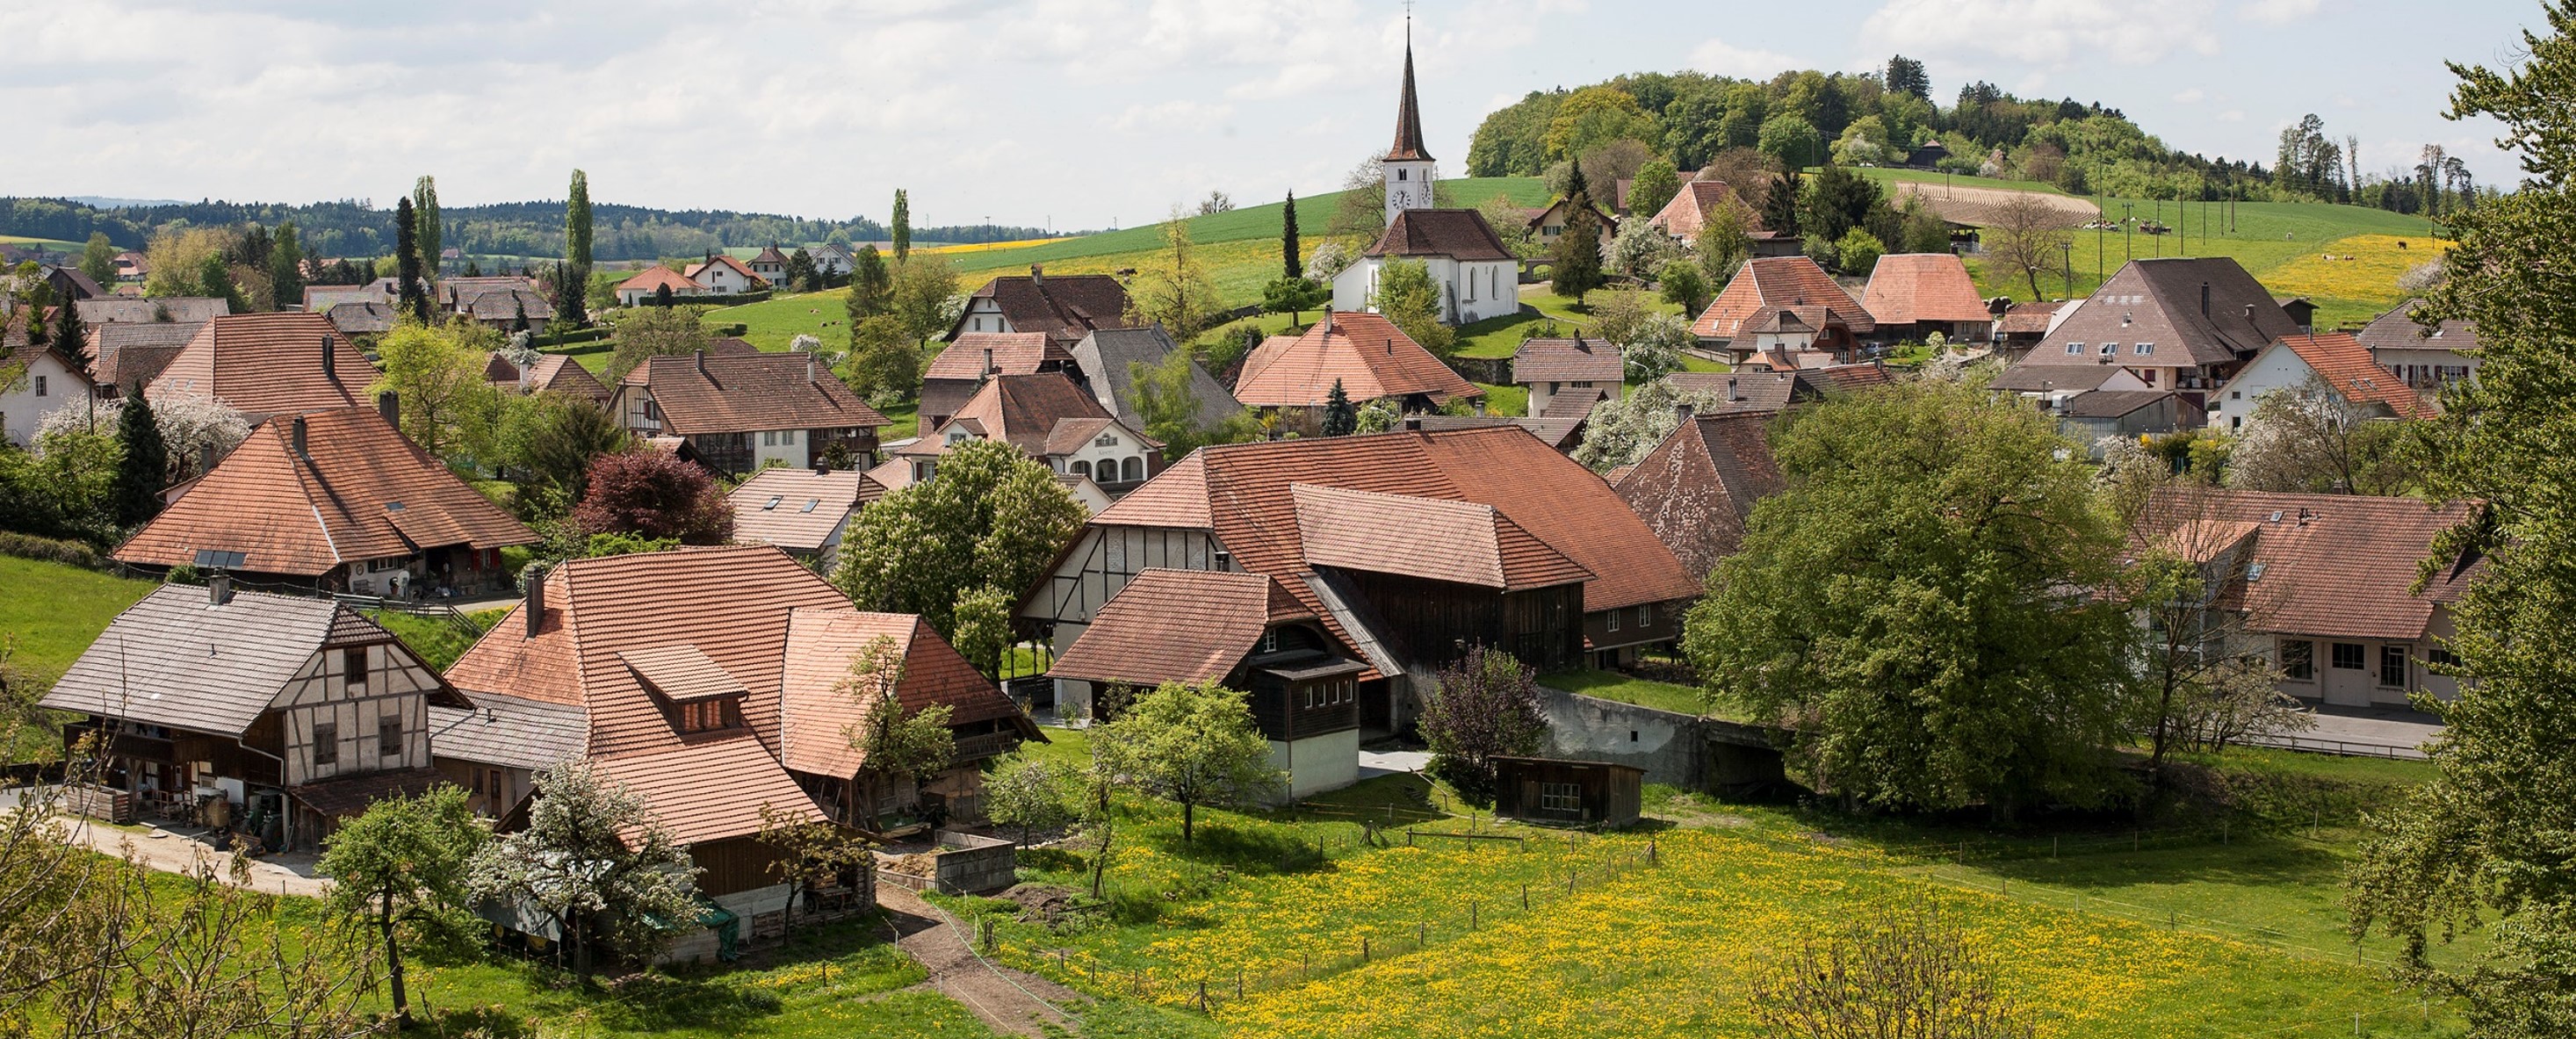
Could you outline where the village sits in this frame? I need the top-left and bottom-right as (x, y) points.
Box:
(0, 5), (2567, 1038)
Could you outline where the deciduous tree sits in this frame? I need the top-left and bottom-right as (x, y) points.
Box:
(268, 222), (304, 314)
(321, 786), (487, 1025)
(79, 232), (116, 287)
(469, 761), (698, 980)
(1628, 157), (1682, 221)
(889, 252), (960, 343)
(394, 196), (429, 323)
(1373, 257), (1454, 356)
(985, 751), (1079, 846)
(847, 244), (892, 321)
(891, 189), (911, 260)
(1418, 646), (1547, 808)
(605, 305), (708, 381)
(1131, 350), (1259, 459)
(565, 169), (593, 268)
(2224, 376), (2427, 496)
(756, 803), (869, 940)
(833, 437), (1085, 635)
(1750, 903), (2036, 1039)
(1657, 258), (1710, 316)
(1127, 208), (1223, 338)
(842, 314), (922, 401)
(412, 176), (442, 275)
(841, 634), (956, 828)
(1685, 381), (2136, 817)
(1984, 191), (2073, 303)
(1094, 681), (1283, 841)
(572, 450), (732, 544)
(371, 320), (503, 458)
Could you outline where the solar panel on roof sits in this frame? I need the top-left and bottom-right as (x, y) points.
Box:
(801, 499), (819, 513)
(192, 549), (246, 568)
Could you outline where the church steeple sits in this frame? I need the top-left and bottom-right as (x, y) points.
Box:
(1382, 14), (1438, 227)
(1387, 19), (1432, 162)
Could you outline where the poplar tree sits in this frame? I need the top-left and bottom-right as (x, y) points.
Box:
(1281, 190), (1302, 278)
(269, 222), (305, 314)
(891, 189), (911, 259)
(565, 169), (594, 267)
(394, 196), (429, 323)
(411, 177), (442, 275)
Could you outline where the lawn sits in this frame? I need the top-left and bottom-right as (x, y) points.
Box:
(1539, 668), (1705, 716)
(0, 556), (155, 679)
(1846, 166), (2070, 195)
(360, 607), (509, 671)
(937, 782), (2457, 1038)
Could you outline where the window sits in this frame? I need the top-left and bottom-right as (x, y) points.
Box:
(1122, 457), (1143, 481)
(1260, 630), (1278, 654)
(32, 376), (46, 397)
(1094, 434), (1119, 447)
(1538, 782), (1581, 813)
(2331, 642), (2365, 670)
(761, 430), (776, 446)
(1071, 460), (1092, 477)
(2428, 646), (2460, 669)
(679, 699), (729, 732)
(2380, 645), (2410, 688)
(1636, 604), (1653, 627)
(2133, 343), (2153, 356)
(1396, 168), (1409, 180)
(2098, 343), (2117, 357)
(343, 647), (367, 693)
(312, 722), (339, 766)
(379, 716), (402, 757)
(471, 768), (485, 797)
(2065, 343), (2084, 355)
(1302, 687), (1315, 708)
(2280, 639), (2314, 681)
(1605, 610), (1620, 632)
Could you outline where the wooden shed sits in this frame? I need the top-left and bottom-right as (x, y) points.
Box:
(1491, 756), (1645, 827)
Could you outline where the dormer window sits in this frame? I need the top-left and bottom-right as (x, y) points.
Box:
(678, 698), (732, 732)
(2066, 343), (2084, 355)
(1260, 630), (1279, 654)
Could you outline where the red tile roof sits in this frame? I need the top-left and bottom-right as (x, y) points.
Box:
(113, 408), (536, 576)
(615, 267), (701, 295)
(1048, 569), (1310, 687)
(1078, 428), (1699, 664)
(522, 354), (610, 402)
(1292, 483), (1592, 591)
(1649, 181), (1760, 242)
(955, 271), (1131, 347)
(1234, 312), (1481, 408)
(2132, 488), (2480, 641)
(1512, 337), (1623, 383)
(1364, 209), (1515, 262)
(144, 312), (375, 418)
(1996, 300), (2066, 336)
(776, 608), (1028, 778)
(1692, 256), (1874, 339)
(919, 372), (1119, 456)
(2273, 333), (2435, 420)
(684, 254), (767, 287)
(589, 737), (823, 845)
(1861, 253), (1992, 326)
(727, 467), (880, 552)
(628, 351), (889, 435)
(1614, 415), (1784, 578)
(925, 332), (1063, 381)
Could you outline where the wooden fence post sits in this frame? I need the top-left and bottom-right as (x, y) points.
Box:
(1198, 981), (1208, 1014)
(1521, 883), (1529, 909)
(1362, 936), (1370, 962)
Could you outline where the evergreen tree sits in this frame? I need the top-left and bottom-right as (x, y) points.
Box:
(1763, 170), (1805, 237)
(269, 222), (305, 314)
(1551, 175), (1606, 299)
(565, 170), (593, 268)
(52, 292), (85, 375)
(551, 261), (588, 328)
(1281, 190), (1302, 279)
(891, 189), (911, 260)
(112, 391), (168, 528)
(1885, 54), (1931, 99)
(1322, 379), (1357, 437)
(412, 177), (441, 275)
(394, 196), (429, 323)
(198, 252), (246, 315)
(846, 244), (891, 321)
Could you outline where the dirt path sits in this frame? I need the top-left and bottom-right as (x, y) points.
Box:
(877, 883), (1079, 1037)
(54, 814), (330, 898)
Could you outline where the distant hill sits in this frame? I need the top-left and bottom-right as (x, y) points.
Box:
(0, 195), (1064, 263)
(63, 196), (186, 208)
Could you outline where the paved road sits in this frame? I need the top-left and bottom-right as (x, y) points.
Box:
(1357, 749), (1430, 779)
(3, 786), (329, 897)
(2247, 704), (2444, 760)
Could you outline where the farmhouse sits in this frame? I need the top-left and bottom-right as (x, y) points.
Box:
(2356, 299), (2478, 391)
(1613, 411), (1783, 580)
(772, 607), (1041, 825)
(1234, 311), (1482, 418)
(684, 253), (767, 294)
(1861, 252), (1993, 343)
(112, 403), (538, 594)
(919, 331), (1075, 436)
(2132, 487), (2480, 708)
(2008, 256), (2302, 397)
(725, 466), (887, 569)
(1018, 426), (1700, 736)
(1, 316), (94, 446)
(487, 351), (611, 405)
(1050, 568), (1368, 798)
(1691, 256), (1875, 364)
(895, 372), (1159, 490)
(1070, 325), (1245, 436)
(42, 581), (469, 851)
(1648, 181), (1794, 256)
(612, 350), (890, 475)
(1524, 195), (1616, 251)
(614, 266), (706, 307)
(2212, 331), (2433, 432)
(949, 268), (1132, 348)
(142, 312), (375, 421)
(1512, 336), (1622, 418)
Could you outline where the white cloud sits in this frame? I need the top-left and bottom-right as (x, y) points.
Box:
(2172, 88), (2205, 104)
(1688, 38), (1802, 80)
(2240, 0), (2321, 24)
(1858, 0), (2220, 70)
(2219, 110), (2246, 122)
(1110, 100), (1236, 133)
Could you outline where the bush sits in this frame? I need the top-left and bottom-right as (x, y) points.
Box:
(0, 530), (100, 568)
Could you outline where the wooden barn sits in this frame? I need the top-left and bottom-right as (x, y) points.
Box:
(1492, 756), (1645, 828)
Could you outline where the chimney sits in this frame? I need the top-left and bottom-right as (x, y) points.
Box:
(806, 353), (817, 385)
(983, 346), (995, 378)
(2199, 283), (2210, 316)
(523, 565), (548, 639)
(1726, 378), (1741, 402)
(1403, 416), (1423, 432)
(290, 415), (308, 458)
(1321, 311), (1334, 335)
(207, 572), (233, 606)
(2243, 304), (2255, 321)
(198, 442), (218, 476)
(694, 349), (707, 377)
(377, 390), (399, 425)
(1674, 402), (1695, 425)
(1029, 264), (1044, 287)
(321, 334), (337, 380)
(1471, 399), (1486, 415)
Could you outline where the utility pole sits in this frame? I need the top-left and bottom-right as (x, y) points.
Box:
(2060, 239), (2075, 299)
(2121, 200), (2135, 263)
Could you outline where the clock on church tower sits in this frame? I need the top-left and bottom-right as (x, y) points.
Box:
(1381, 21), (1436, 227)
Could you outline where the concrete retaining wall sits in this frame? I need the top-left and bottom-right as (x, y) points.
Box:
(1536, 686), (1786, 795)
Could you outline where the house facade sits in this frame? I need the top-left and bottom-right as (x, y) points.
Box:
(613, 350), (890, 475)
(1860, 253), (1993, 343)
(2356, 299), (2478, 391)
(2, 330), (93, 447)
(2007, 256), (2302, 399)
(1691, 256), (1875, 364)
(684, 254), (766, 294)
(44, 581), (468, 851)
(918, 332), (1076, 436)
(1233, 311), (1483, 418)
(947, 268), (1132, 348)
(1331, 209), (1521, 326)
(2211, 332), (2433, 432)
(894, 372), (1160, 491)
(614, 267), (706, 307)
(1512, 336), (1622, 418)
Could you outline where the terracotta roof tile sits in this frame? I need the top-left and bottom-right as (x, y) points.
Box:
(2133, 488), (2480, 641)
(727, 468), (877, 553)
(1862, 253), (1992, 325)
(1648, 181), (1760, 242)
(1233, 312), (1481, 408)
(1996, 300), (2066, 336)
(112, 408), (537, 576)
(628, 351), (889, 435)
(2273, 332), (2434, 420)
(934, 372), (1117, 455)
(1692, 256), (1874, 339)
(615, 267), (702, 294)
(144, 312), (376, 419)
(590, 736), (822, 845)
(1614, 415), (1783, 578)
(925, 332), (1062, 380)
(1292, 483), (1591, 591)
(776, 609), (1028, 778)
(521, 354), (610, 402)
(1512, 337), (1623, 383)
(954, 272), (1131, 346)
(620, 644), (751, 702)
(1093, 451), (1211, 527)
(1048, 569), (1291, 687)
(684, 254), (767, 287)
(87, 321), (203, 390)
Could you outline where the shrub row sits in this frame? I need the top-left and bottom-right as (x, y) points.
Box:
(0, 530), (102, 568)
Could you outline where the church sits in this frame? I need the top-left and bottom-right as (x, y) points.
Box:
(1328, 29), (1522, 328)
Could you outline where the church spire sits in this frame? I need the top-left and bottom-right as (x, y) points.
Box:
(1387, 16), (1432, 162)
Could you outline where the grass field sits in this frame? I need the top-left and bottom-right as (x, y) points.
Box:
(0, 234), (88, 253)
(0, 557), (155, 679)
(931, 735), (2462, 1038)
(1540, 668), (1705, 715)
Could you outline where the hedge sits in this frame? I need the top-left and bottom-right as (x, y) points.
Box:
(0, 530), (102, 568)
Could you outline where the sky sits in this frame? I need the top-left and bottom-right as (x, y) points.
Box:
(0, 0), (2544, 231)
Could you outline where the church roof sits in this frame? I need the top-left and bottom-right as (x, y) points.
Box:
(1386, 32), (1432, 162)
